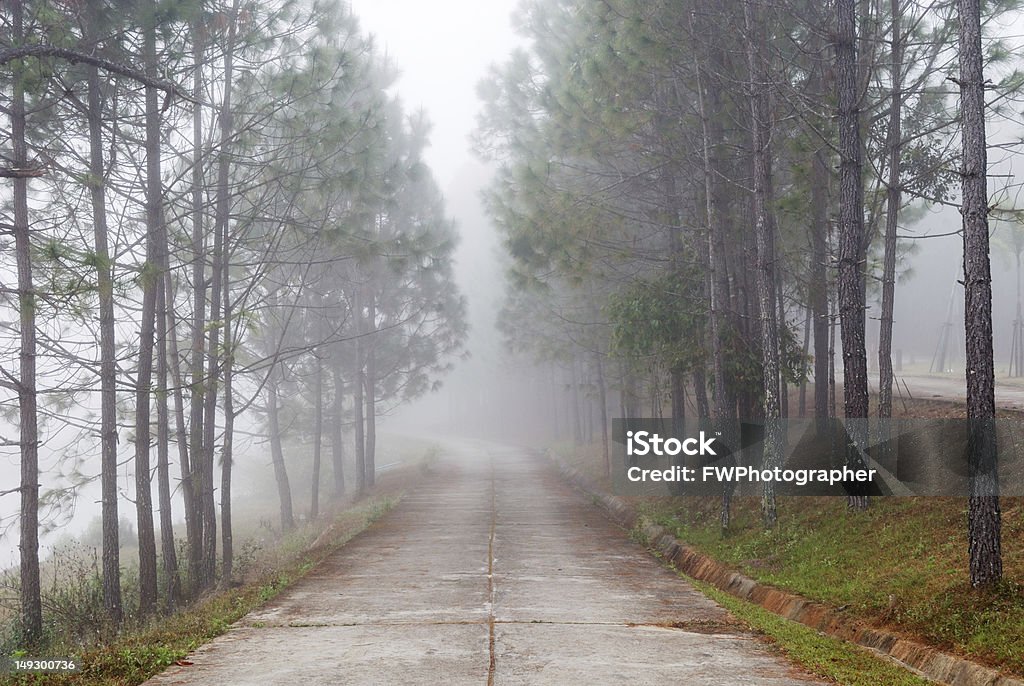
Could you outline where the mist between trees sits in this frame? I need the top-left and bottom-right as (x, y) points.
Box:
(1, 0), (467, 644)
(473, 0), (1021, 591)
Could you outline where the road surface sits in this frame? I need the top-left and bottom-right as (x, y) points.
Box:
(144, 439), (823, 685)
(881, 372), (1024, 411)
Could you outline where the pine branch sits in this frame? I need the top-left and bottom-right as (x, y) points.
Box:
(0, 45), (197, 104)
(0, 165), (45, 178)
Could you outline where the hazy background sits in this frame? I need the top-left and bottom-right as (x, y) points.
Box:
(3, 0), (1023, 569)
(346, 0), (531, 435)
(0, 0), (526, 569)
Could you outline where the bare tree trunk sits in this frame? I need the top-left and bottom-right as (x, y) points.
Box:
(777, 269), (789, 419)
(693, 369), (709, 420)
(267, 367), (294, 531)
(311, 357), (323, 519)
(84, 0), (122, 625)
(594, 352), (610, 477)
(829, 290), (838, 420)
(353, 292), (366, 496)
(220, 247), (235, 588)
(364, 292), (376, 488)
(221, 386), (234, 586)
(745, 0), (783, 528)
(959, 0), (1002, 587)
(197, 0), (241, 589)
(136, 2), (164, 616)
(187, 21), (207, 592)
(799, 302), (811, 417)
(670, 367), (686, 436)
(836, 0), (870, 510)
(331, 359), (346, 498)
(570, 359), (583, 443)
(811, 150), (830, 432)
(692, 6), (736, 533)
(156, 275), (182, 611)
(165, 275), (196, 597)
(878, 0), (903, 423)
(553, 365), (564, 437)
(11, 0), (41, 642)
(584, 369), (594, 443)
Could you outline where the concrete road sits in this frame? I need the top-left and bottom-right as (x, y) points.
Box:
(143, 440), (823, 685)
(888, 373), (1024, 411)
(848, 371), (1024, 411)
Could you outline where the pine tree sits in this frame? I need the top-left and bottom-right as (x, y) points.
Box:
(959, 0), (1002, 587)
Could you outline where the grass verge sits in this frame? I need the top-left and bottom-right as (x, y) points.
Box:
(552, 396), (1023, 680)
(688, 578), (931, 686)
(640, 494), (1024, 677)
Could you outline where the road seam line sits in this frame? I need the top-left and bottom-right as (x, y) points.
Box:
(487, 452), (497, 685)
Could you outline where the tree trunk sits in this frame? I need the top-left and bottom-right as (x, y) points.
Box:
(156, 273), (182, 611)
(136, 3), (163, 616)
(811, 149), (831, 432)
(692, 7), (736, 533)
(959, 0), (1002, 587)
(829, 290), (838, 419)
(836, 0), (870, 510)
(220, 240), (235, 588)
(12, 0), (41, 642)
(584, 369), (594, 442)
(155, 326), (177, 603)
(693, 368), (709, 420)
(267, 367), (295, 531)
(777, 268), (789, 419)
(878, 0), (904, 423)
(799, 302), (811, 417)
(670, 367), (686, 436)
(745, 0), (783, 528)
(594, 352), (610, 477)
(353, 291), (366, 496)
(197, 0), (240, 589)
(364, 292), (376, 488)
(84, 0), (122, 625)
(331, 359), (346, 498)
(165, 275), (197, 597)
(311, 357), (323, 519)
(187, 20), (207, 592)
(570, 360), (583, 443)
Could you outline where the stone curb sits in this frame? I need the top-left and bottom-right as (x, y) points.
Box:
(546, 454), (1024, 686)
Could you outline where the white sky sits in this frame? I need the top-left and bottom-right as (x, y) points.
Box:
(346, 0), (522, 188)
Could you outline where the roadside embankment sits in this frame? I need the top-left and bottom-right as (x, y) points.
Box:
(547, 445), (1024, 686)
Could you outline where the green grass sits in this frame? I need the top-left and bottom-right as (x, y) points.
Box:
(688, 578), (931, 686)
(641, 495), (1024, 676)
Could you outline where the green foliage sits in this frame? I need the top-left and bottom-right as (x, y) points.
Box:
(606, 271), (706, 374)
(779, 320), (809, 386)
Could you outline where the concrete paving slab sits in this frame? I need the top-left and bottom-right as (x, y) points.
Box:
(494, 623), (819, 685)
(145, 624), (489, 686)
(142, 438), (826, 685)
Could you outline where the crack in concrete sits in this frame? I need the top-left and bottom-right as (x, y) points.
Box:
(486, 451), (497, 686)
(243, 619), (741, 629)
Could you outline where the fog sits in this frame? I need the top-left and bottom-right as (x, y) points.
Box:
(0, 0), (525, 569)
(2, 0), (1023, 603)
(346, 0), (527, 434)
